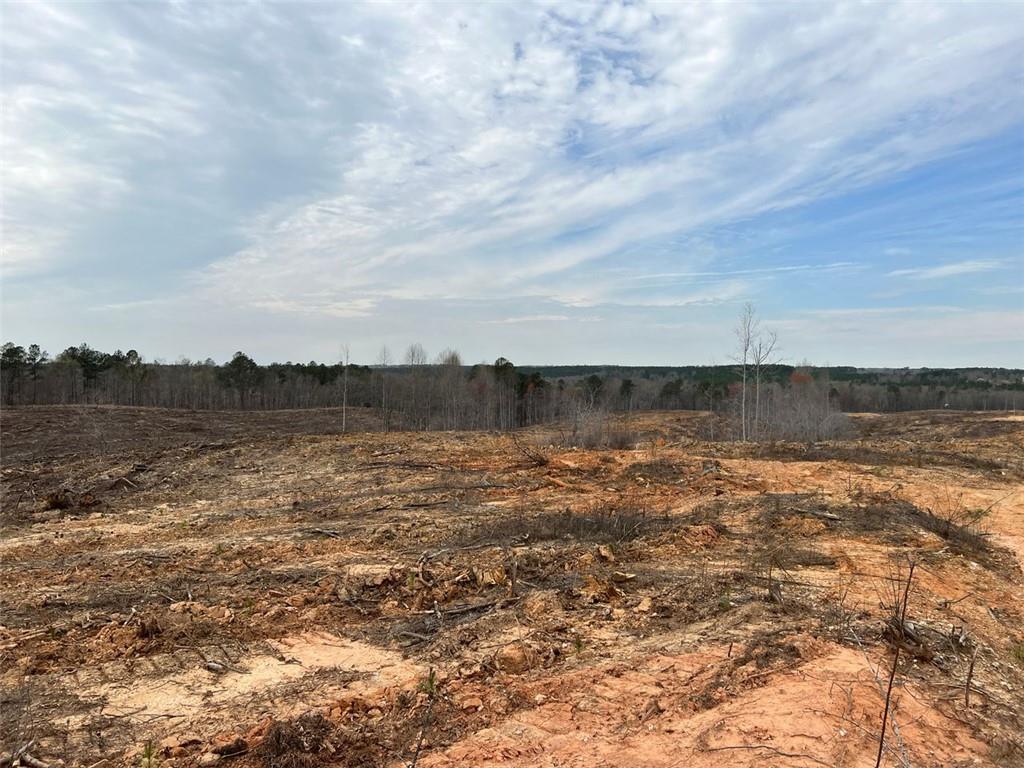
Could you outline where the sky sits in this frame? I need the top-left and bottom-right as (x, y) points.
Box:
(2, 1), (1023, 368)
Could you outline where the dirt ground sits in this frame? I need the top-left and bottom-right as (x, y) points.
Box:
(2, 406), (1023, 767)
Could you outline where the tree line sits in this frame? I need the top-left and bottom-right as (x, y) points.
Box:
(0, 343), (628, 431)
(2, 330), (1020, 436)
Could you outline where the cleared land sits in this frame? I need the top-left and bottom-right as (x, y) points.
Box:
(2, 406), (1023, 767)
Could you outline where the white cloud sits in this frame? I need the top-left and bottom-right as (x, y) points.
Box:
(185, 2), (1022, 313)
(1, 1), (225, 276)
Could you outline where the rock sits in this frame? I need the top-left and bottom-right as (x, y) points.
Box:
(285, 594), (306, 608)
(635, 596), (654, 613)
(577, 552), (596, 568)
(494, 643), (538, 673)
(596, 544), (616, 562)
(460, 696), (484, 711)
(198, 753), (220, 766)
(611, 571), (636, 583)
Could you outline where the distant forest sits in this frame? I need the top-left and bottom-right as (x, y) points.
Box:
(2, 341), (1021, 431)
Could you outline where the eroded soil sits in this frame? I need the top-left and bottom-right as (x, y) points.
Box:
(2, 406), (1023, 767)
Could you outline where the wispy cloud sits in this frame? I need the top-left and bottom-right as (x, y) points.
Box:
(628, 262), (861, 281)
(887, 259), (1005, 280)
(481, 315), (571, 325)
(798, 306), (965, 318)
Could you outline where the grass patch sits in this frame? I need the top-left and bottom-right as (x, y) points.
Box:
(1012, 642), (1024, 667)
(460, 506), (670, 546)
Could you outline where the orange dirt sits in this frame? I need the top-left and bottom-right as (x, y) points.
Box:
(1, 406), (1022, 767)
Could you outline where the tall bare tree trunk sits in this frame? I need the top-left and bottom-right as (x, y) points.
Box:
(341, 344), (349, 433)
(734, 303), (756, 442)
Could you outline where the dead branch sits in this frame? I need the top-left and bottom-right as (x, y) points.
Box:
(412, 597), (519, 616)
(398, 631), (432, 643)
(310, 528), (343, 539)
(509, 432), (548, 467)
(1, 743), (50, 768)
(965, 646), (978, 708)
(876, 560), (914, 768)
(703, 744), (831, 767)
(407, 669), (437, 768)
(875, 645), (901, 768)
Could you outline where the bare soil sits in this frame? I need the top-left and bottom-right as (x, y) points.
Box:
(2, 406), (1023, 767)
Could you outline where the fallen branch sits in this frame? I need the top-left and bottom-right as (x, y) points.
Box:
(398, 631), (432, 643)
(703, 744), (831, 767)
(416, 539), (508, 561)
(806, 509), (842, 521)
(310, 528), (343, 539)
(1, 742), (50, 768)
(412, 597), (519, 616)
(20, 754), (49, 768)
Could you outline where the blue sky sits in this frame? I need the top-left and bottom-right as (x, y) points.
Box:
(2, 1), (1022, 367)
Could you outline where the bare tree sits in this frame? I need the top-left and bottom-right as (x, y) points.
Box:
(340, 343), (350, 433)
(732, 303), (757, 441)
(404, 343), (428, 429)
(405, 343), (427, 367)
(377, 345), (392, 433)
(752, 328), (779, 440)
(436, 348), (463, 430)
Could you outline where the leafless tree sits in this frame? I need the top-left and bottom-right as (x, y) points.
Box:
(752, 328), (779, 440)
(377, 345), (392, 432)
(732, 303), (758, 441)
(405, 343), (427, 367)
(436, 348), (463, 430)
(404, 343), (428, 429)
(340, 343), (350, 433)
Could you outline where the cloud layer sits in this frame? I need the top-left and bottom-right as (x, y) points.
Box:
(2, 2), (1022, 365)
